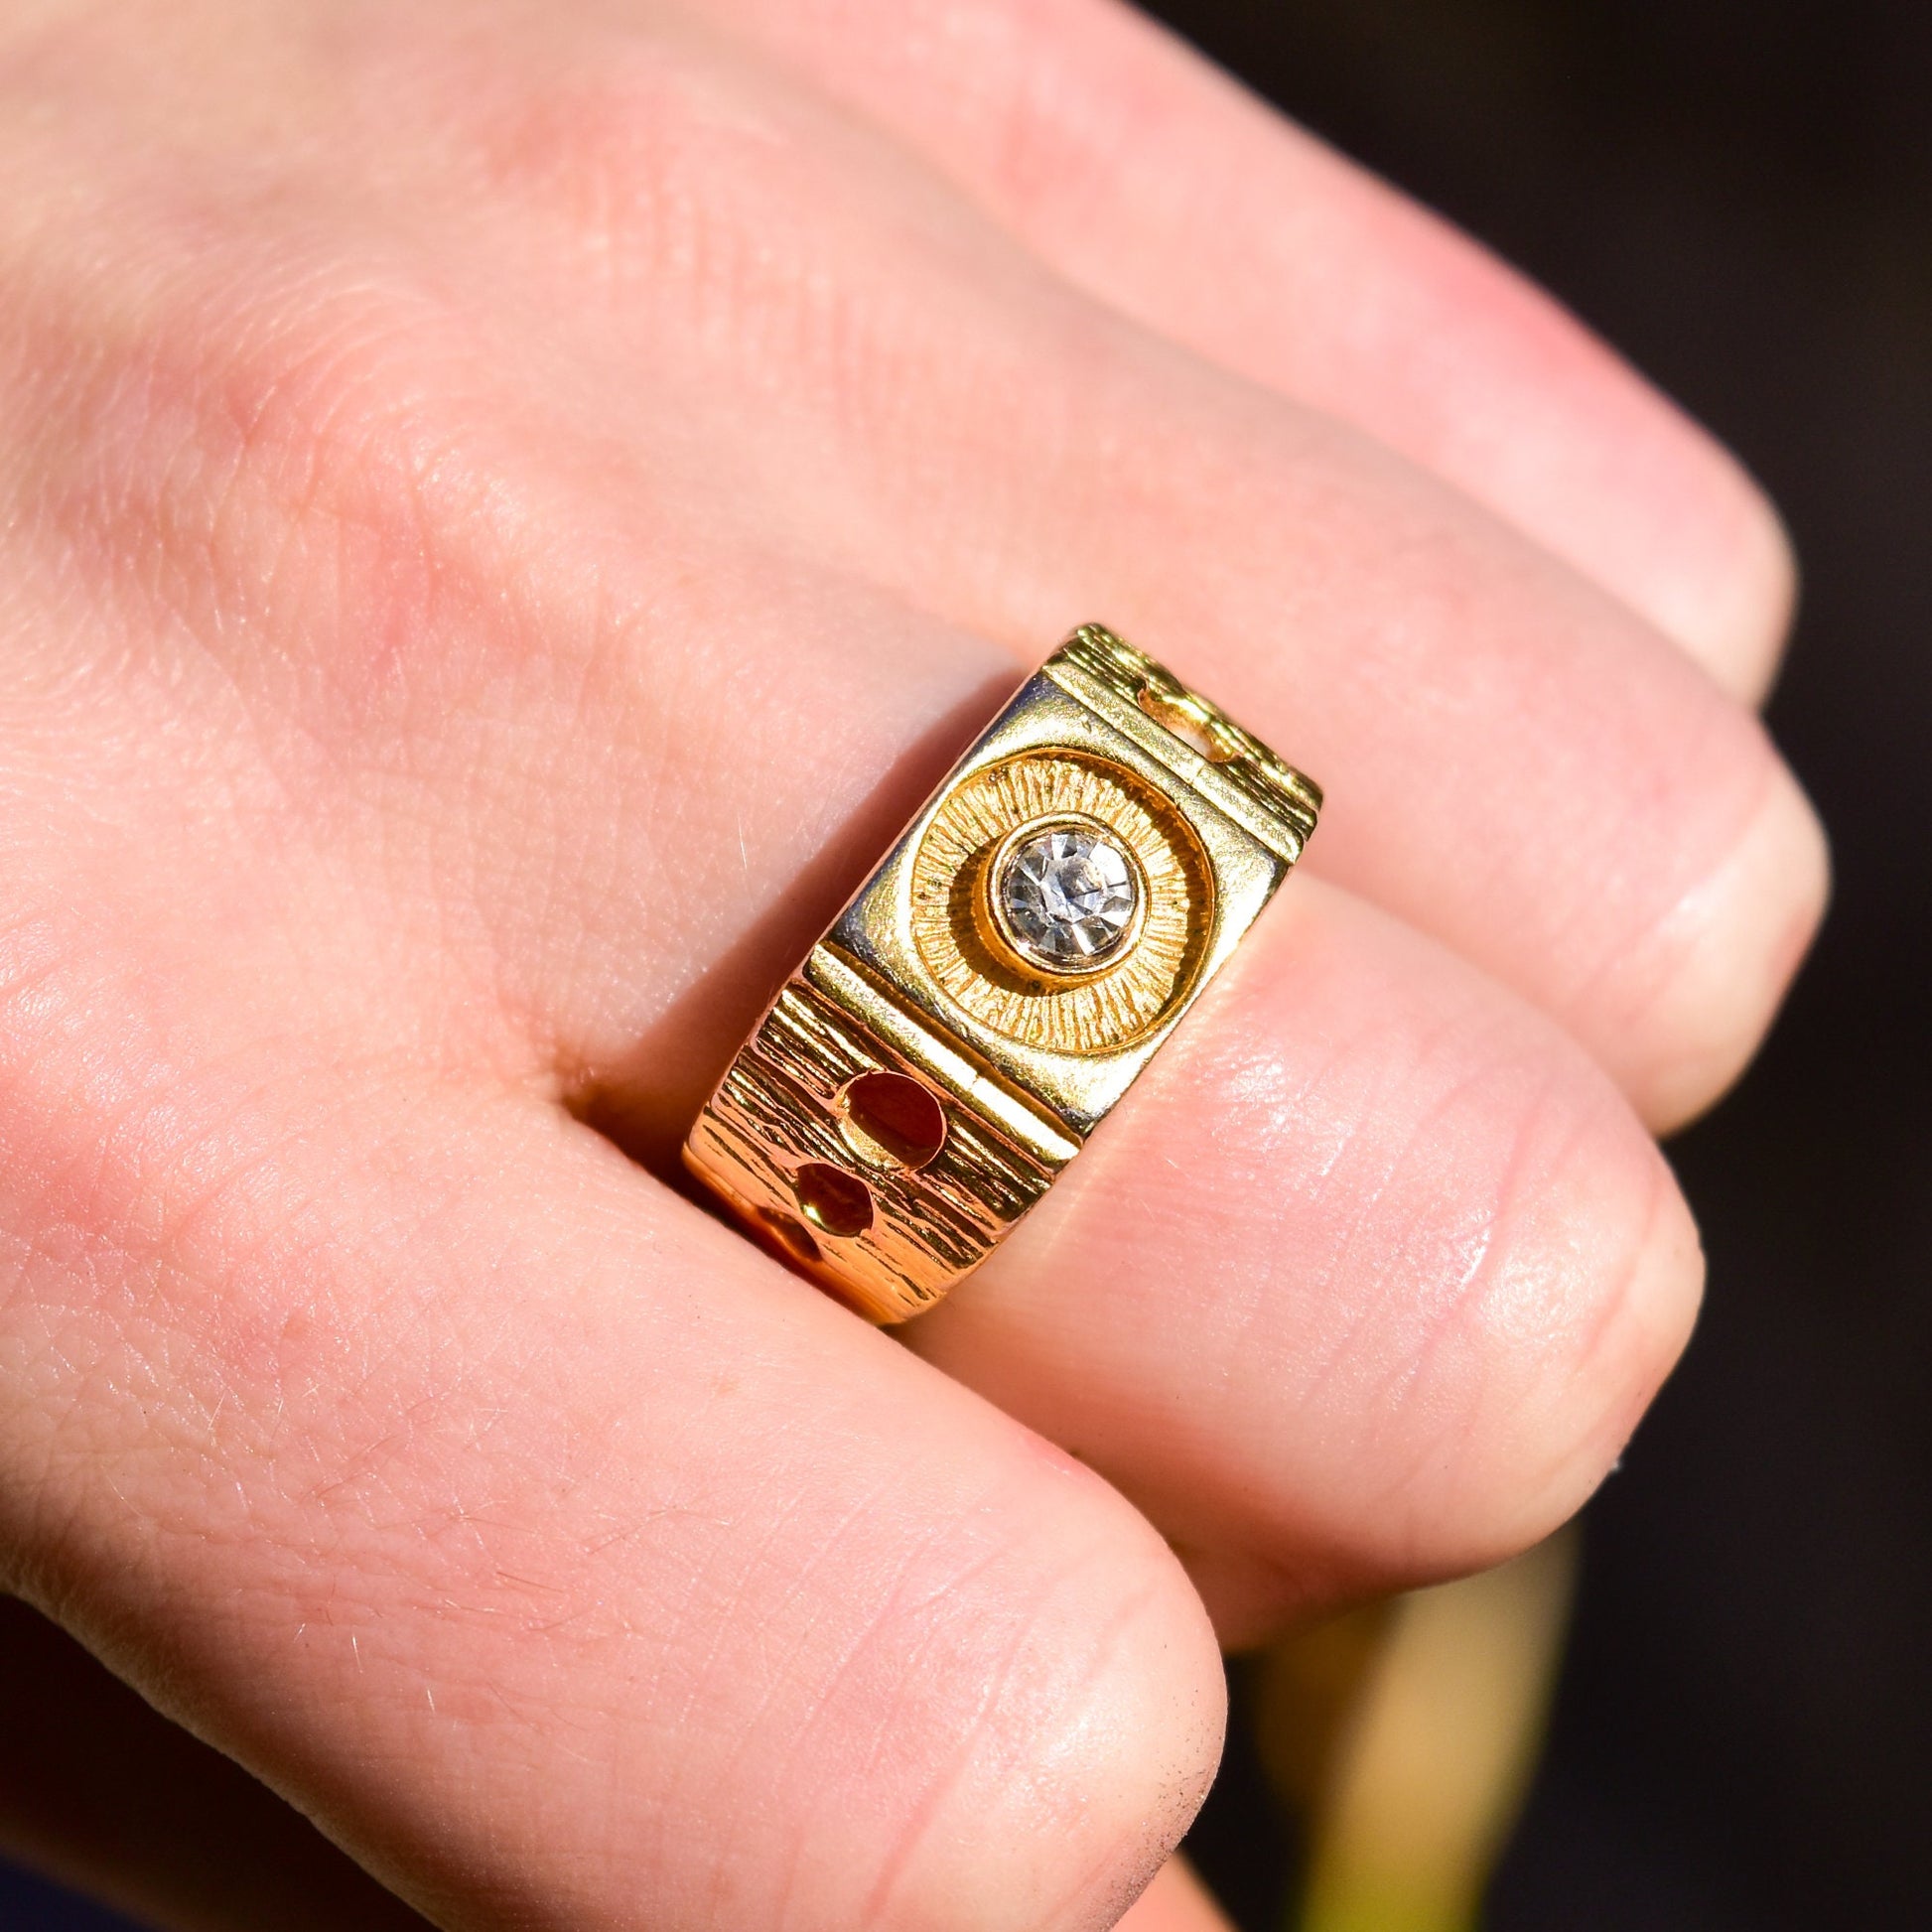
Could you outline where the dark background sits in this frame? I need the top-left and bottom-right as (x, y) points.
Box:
(0, 1872), (127, 1932)
(1149, 2), (1932, 1928)
(4, 0), (1928, 1926)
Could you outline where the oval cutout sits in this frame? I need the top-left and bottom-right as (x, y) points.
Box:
(794, 1162), (875, 1239)
(839, 1070), (947, 1171)
(1138, 684), (1241, 764)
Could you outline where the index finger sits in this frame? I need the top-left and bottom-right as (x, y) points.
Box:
(0, 1064), (1221, 1930)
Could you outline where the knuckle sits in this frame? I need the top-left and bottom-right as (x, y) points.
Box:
(1090, 894), (1705, 1591)
(763, 1474), (1221, 1930)
(468, 36), (726, 256)
(1298, 999), (1700, 1571)
(110, 282), (470, 654)
(455, 25), (930, 426)
(1405, 1044), (1701, 1562)
(462, 30), (809, 306)
(932, 0), (1204, 237)
(1604, 755), (1829, 1132)
(4, 207), (559, 740)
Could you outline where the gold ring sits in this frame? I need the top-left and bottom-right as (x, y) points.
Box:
(682, 624), (1322, 1322)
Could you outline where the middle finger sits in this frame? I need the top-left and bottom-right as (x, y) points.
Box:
(390, 19), (1828, 1131)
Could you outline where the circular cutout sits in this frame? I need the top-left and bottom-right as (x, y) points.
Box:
(839, 1070), (947, 1171)
(793, 1162), (875, 1238)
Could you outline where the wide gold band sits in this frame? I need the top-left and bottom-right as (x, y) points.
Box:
(682, 624), (1321, 1322)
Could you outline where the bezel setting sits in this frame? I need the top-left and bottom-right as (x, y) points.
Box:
(984, 814), (1149, 979)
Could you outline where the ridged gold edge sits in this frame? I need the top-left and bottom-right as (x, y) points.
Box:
(1046, 629), (1319, 865)
(1049, 651), (1316, 863)
(1058, 621), (1325, 816)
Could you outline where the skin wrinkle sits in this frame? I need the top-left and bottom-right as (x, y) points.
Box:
(12, 7), (1809, 1124)
(1462, 1065), (1648, 1353)
(1332, 1058), (1634, 1558)
(1032, 1587), (1221, 1932)
(753, 1532), (1040, 1925)
(18, 1022), (381, 1370)
(648, 1383), (1050, 1908)
(858, 1570), (1174, 1932)
(0, 6), (1819, 1924)
(1221, 997), (1496, 1421)
(1313, 1032), (1634, 1505)
(1588, 757), (1823, 1125)
(1552, 692), (1778, 1032)
(1513, 1153), (1693, 1503)
(689, 1463), (918, 1904)
(713, 1487), (1173, 1928)
(585, 1374), (815, 1836)
(1208, 1130), (1476, 1542)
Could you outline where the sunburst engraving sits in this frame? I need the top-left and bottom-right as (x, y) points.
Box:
(909, 752), (1212, 1055)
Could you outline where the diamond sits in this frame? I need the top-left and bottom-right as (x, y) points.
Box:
(996, 824), (1139, 972)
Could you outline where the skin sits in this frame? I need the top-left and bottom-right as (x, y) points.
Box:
(0, 0), (1824, 1927)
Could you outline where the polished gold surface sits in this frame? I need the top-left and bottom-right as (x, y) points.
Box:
(683, 624), (1322, 1323)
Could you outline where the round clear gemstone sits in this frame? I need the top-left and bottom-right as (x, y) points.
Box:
(997, 826), (1138, 970)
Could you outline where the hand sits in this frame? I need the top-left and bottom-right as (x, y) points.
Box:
(0, 1), (1823, 1927)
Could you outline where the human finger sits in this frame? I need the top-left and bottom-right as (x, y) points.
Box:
(907, 879), (1701, 1640)
(705, 0), (1796, 698)
(391, 22), (1825, 1127)
(0, 1058), (1220, 1931)
(1116, 1856), (1235, 1932)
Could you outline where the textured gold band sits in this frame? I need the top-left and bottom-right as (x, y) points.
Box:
(682, 625), (1321, 1323)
